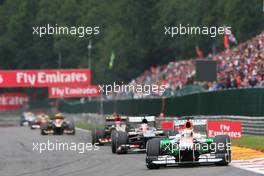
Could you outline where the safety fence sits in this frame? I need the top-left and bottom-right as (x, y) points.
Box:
(65, 113), (264, 135)
(59, 88), (264, 117)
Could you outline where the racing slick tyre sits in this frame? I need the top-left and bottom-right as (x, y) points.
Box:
(70, 128), (76, 135)
(92, 128), (105, 145)
(116, 131), (128, 154)
(67, 122), (76, 135)
(214, 135), (231, 166)
(40, 124), (48, 135)
(111, 130), (117, 153)
(41, 129), (48, 135)
(146, 138), (162, 169)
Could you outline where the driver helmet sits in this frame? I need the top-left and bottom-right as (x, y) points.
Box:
(142, 118), (148, 124)
(54, 113), (63, 119)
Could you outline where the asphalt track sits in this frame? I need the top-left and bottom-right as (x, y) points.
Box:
(0, 125), (262, 176)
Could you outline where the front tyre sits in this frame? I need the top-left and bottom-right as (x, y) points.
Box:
(146, 138), (162, 169)
(116, 131), (128, 154)
(214, 135), (231, 166)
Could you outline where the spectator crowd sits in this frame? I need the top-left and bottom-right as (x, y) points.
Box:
(114, 32), (264, 99)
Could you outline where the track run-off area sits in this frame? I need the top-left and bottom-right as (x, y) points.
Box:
(0, 124), (263, 176)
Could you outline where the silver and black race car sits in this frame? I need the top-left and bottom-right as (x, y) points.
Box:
(40, 113), (75, 135)
(111, 116), (164, 154)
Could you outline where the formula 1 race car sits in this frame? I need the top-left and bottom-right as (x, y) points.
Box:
(30, 112), (49, 129)
(20, 112), (37, 126)
(40, 113), (75, 135)
(111, 116), (164, 154)
(92, 114), (127, 145)
(145, 118), (231, 169)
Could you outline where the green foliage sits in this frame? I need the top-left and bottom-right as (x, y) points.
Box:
(75, 122), (104, 130)
(0, 0), (263, 84)
(232, 135), (264, 152)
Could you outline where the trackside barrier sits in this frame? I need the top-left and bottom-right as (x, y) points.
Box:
(194, 115), (264, 135)
(59, 88), (264, 116)
(155, 116), (264, 135)
(65, 113), (264, 135)
(59, 88), (264, 135)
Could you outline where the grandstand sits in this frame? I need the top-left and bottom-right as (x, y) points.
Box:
(124, 32), (264, 99)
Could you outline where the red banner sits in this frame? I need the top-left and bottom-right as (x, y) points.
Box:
(161, 121), (174, 130)
(0, 93), (29, 110)
(48, 86), (100, 98)
(0, 69), (91, 87)
(207, 121), (242, 139)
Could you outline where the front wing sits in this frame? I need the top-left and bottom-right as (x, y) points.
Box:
(147, 153), (229, 165)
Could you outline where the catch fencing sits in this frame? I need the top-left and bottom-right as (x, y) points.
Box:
(59, 88), (264, 135)
(59, 88), (264, 116)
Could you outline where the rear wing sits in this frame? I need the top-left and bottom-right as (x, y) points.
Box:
(128, 116), (155, 123)
(158, 117), (207, 130)
(174, 119), (207, 126)
(105, 116), (127, 121)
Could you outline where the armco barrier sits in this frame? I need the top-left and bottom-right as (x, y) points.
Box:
(59, 88), (264, 117)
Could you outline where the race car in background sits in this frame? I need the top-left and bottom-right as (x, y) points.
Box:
(30, 112), (49, 129)
(92, 114), (127, 146)
(145, 118), (231, 169)
(111, 116), (164, 154)
(20, 112), (37, 126)
(40, 113), (75, 135)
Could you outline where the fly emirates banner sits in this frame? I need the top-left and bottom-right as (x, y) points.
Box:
(0, 69), (91, 87)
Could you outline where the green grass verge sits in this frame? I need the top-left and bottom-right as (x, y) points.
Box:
(232, 135), (264, 152)
(75, 122), (104, 131)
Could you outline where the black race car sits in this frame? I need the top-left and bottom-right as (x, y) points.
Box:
(92, 114), (127, 145)
(40, 113), (75, 135)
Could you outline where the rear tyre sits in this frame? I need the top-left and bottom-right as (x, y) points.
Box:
(41, 129), (48, 135)
(40, 124), (48, 135)
(214, 135), (231, 166)
(68, 122), (76, 135)
(92, 128), (105, 145)
(146, 138), (162, 169)
(111, 130), (117, 153)
(91, 129), (96, 144)
(68, 128), (75, 135)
